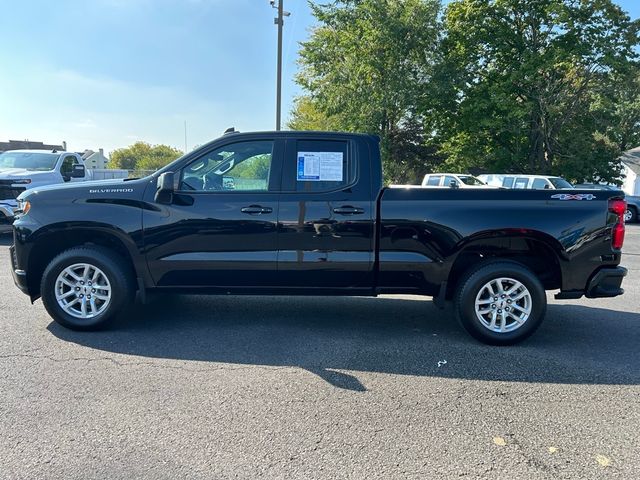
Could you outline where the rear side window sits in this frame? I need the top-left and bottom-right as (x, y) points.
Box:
(426, 175), (441, 186)
(502, 177), (514, 188)
(294, 140), (352, 192)
(514, 177), (529, 189)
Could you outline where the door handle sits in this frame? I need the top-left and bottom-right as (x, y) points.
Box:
(241, 205), (273, 215)
(332, 206), (365, 215)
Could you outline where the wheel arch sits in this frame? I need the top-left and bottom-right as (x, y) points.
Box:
(27, 225), (143, 299)
(445, 230), (564, 299)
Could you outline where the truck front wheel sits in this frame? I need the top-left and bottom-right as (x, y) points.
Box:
(41, 246), (135, 330)
(454, 261), (546, 345)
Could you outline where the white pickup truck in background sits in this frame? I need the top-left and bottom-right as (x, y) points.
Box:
(0, 149), (128, 229)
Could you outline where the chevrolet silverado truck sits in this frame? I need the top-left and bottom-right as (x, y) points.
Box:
(9, 131), (628, 344)
(0, 149), (128, 229)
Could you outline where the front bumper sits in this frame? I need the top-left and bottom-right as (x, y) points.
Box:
(0, 203), (18, 230)
(9, 244), (29, 295)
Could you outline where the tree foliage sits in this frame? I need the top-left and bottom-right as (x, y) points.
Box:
(108, 142), (183, 171)
(293, 0), (640, 185)
(425, 0), (640, 183)
(292, 0), (441, 183)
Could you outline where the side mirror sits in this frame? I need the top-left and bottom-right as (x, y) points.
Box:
(155, 171), (175, 204)
(70, 164), (86, 178)
(449, 179), (460, 189)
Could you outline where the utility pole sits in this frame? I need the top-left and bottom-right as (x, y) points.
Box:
(184, 120), (188, 152)
(271, 0), (290, 131)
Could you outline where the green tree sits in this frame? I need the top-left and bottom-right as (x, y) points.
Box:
(292, 0), (442, 183)
(431, 0), (640, 183)
(108, 142), (183, 171)
(288, 96), (342, 131)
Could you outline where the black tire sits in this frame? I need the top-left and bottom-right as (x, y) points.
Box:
(41, 246), (135, 330)
(454, 260), (546, 345)
(625, 207), (637, 224)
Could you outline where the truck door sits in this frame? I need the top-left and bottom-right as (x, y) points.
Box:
(143, 138), (283, 287)
(276, 136), (375, 290)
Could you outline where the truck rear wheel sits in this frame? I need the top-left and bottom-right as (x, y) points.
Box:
(41, 246), (135, 330)
(454, 261), (546, 345)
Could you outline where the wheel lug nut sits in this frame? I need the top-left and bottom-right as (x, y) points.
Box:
(491, 304), (496, 309)
(498, 309), (502, 313)
(507, 299), (512, 304)
(87, 295), (91, 299)
(79, 294), (84, 298)
(80, 281), (84, 285)
(493, 296), (498, 301)
(92, 289), (96, 293)
(505, 307), (510, 311)
(76, 287), (81, 291)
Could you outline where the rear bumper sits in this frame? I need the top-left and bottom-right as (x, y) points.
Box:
(555, 266), (627, 300)
(9, 244), (29, 295)
(585, 266), (627, 298)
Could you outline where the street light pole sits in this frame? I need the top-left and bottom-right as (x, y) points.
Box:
(276, 0), (283, 131)
(271, 1), (290, 131)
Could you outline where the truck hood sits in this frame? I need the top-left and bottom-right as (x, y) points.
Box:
(0, 168), (55, 179)
(18, 178), (135, 199)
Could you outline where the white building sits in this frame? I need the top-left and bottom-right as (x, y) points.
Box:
(621, 147), (640, 196)
(81, 148), (109, 169)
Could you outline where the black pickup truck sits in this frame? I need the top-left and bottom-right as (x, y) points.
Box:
(9, 131), (628, 344)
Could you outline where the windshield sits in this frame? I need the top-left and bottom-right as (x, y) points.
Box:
(0, 152), (59, 171)
(549, 177), (573, 189)
(458, 175), (486, 186)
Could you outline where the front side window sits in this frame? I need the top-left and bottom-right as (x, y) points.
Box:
(532, 178), (549, 189)
(180, 140), (274, 192)
(443, 175), (457, 187)
(61, 155), (78, 177)
(459, 175), (485, 186)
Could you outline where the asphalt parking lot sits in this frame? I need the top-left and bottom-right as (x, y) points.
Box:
(1, 227), (639, 479)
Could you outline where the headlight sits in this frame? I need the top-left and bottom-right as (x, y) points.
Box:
(12, 179), (32, 185)
(17, 200), (31, 215)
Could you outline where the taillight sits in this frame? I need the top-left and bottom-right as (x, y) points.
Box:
(609, 199), (626, 250)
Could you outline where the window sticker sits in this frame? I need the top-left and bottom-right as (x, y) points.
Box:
(297, 152), (343, 181)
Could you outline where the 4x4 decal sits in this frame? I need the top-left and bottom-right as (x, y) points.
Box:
(551, 193), (596, 200)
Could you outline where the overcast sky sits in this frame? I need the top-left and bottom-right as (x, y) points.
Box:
(1, 0), (638, 155)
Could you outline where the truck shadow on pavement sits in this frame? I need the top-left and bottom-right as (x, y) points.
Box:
(48, 295), (640, 391)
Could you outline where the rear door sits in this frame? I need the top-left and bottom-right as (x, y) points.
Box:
(143, 137), (283, 287)
(276, 136), (375, 290)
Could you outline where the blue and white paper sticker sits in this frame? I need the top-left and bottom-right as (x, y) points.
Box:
(297, 152), (343, 181)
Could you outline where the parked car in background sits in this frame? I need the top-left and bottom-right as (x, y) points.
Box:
(573, 183), (638, 223)
(421, 173), (494, 188)
(479, 174), (573, 190)
(0, 150), (129, 229)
